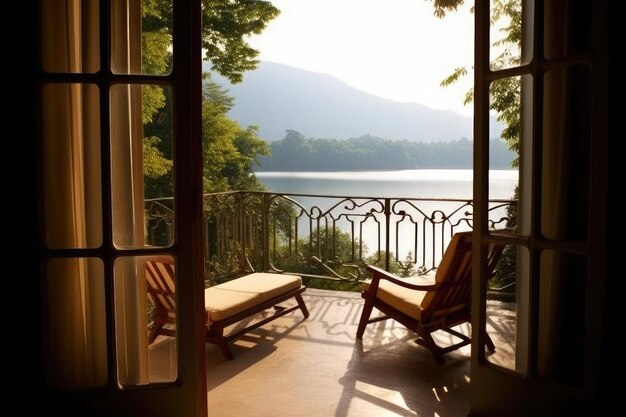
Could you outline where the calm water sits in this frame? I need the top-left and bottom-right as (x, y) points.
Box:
(256, 169), (518, 199)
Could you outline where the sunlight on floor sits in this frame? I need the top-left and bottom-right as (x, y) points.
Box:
(150, 288), (514, 416)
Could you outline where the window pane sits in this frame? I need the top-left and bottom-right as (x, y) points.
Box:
(488, 76), (521, 233)
(111, 0), (173, 75)
(115, 256), (178, 386)
(41, 0), (100, 73)
(42, 83), (102, 249)
(43, 258), (107, 389)
(490, 0), (524, 70)
(485, 244), (527, 375)
(541, 67), (591, 241)
(110, 84), (175, 249)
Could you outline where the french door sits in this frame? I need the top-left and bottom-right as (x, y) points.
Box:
(36, 1), (207, 416)
(471, 0), (608, 414)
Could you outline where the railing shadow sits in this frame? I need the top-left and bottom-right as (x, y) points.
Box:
(336, 340), (471, 417)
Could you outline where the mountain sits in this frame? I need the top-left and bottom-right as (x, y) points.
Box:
(206, 61), (503, 142)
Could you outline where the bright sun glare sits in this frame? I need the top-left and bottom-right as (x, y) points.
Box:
(248, 0), (475, 116)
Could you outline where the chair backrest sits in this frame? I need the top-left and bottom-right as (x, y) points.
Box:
(420, 231), (508, 324)
(145, 258), (176, 318)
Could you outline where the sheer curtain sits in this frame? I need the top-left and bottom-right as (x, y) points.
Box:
(110, 0), (150, 386)
(41, 0), (149, 387)
(41, 0), (105, 389)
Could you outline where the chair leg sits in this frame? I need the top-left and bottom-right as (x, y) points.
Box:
(416, 332), (445, 365)
(207, 327), (234, 360)
(295, 293), (310, 318)
(485, 332), (496, 353)
(356, 301), (374, 339)
(148, 323), (164, 344)
(218, 341), (234, 360)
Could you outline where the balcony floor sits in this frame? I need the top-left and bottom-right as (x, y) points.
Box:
(202, 288), (515, 417)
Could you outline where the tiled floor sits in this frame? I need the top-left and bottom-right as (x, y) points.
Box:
(203, 289), (515, 417)
(149, 287), (515, 416)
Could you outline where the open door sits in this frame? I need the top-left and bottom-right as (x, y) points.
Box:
(35, 1), (206, 415)
(471, 0), (608, 414)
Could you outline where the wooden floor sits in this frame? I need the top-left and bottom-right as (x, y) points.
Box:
(197, 288), (515, 417)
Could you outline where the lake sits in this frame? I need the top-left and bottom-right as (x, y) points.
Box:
(255, 169), (518, 199)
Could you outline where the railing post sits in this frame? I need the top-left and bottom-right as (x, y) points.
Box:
(385, 198), (391, 271)
(195, 192), (514, 281)
(262, 193), (270, 272)
(236, 192), (244, 272)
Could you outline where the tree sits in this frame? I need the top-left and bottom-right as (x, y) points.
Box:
(436, 0), (522, 166)
(201, 75), (269, 192)
(141, 0), (279, 83)
(141, 0), (279, 198)
(202, 0), (280, 83)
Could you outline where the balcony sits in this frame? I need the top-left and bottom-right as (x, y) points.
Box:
(146, 191), (514, 282)
(145, 191), (516, 416)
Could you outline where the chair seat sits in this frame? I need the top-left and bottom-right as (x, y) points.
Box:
(205, 273), (302, 322)
(362, 277), (428, 320)
(356, 230), (512, 363)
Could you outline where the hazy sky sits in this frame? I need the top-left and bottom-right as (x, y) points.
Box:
(248, 0), (475, 116)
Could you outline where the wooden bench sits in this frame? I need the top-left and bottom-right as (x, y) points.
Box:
(146, 258), (309, 359)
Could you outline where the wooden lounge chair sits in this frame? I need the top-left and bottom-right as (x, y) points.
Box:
(356, 231), (508, 363)
(145, 258), (309, 359)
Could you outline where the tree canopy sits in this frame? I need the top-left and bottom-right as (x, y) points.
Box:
(436, 0), (522, 166)
(141, 0), (278, 198)
(257, 130), (515, 171)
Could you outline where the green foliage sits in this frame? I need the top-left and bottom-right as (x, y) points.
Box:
(440, 67), (468, 88)
(274, 227), (365, 281)
(143, 137), (173, 179)
(142, 85), (166, 125)
(201, 76), (269, 192)
(491, 185), (518, 289)
(201, 0), (280, 83)
(431, 0), (468, 18)
(433, 0), (521, 292)
(258, 131), (515, 171)
(140, 0), (277, 198)
(144, 87), (174, 199)
(141, 2), (172, 124)
(436, 0), (522, 167)
(365, 251), (421, 277)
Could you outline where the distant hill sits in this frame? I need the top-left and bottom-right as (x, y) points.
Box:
(207, 61), (503, 142)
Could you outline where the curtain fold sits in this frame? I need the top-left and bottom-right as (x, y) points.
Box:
(41, 0), (150, 388)
(110, 0), (150, 386)
(538, 0), (591, 385)
(41, 0), (106, 389)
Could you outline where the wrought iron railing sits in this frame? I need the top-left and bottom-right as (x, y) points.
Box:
(145, 191), (515, 283)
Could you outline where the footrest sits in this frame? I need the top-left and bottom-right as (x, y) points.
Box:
(204, 273), (309, 359)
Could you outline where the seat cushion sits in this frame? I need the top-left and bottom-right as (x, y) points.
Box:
(205, 273), (302, 322)
(362, 277), (428, 320)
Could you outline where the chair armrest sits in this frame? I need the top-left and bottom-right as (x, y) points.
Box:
(365, 264), (439, 291)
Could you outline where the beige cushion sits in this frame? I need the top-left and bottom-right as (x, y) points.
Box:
(205, 273), (302, 322)
(421, 231), (471, 309)
(362, 277), (428, 320)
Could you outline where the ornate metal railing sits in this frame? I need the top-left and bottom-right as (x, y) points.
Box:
(145, 191), (515, 282)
